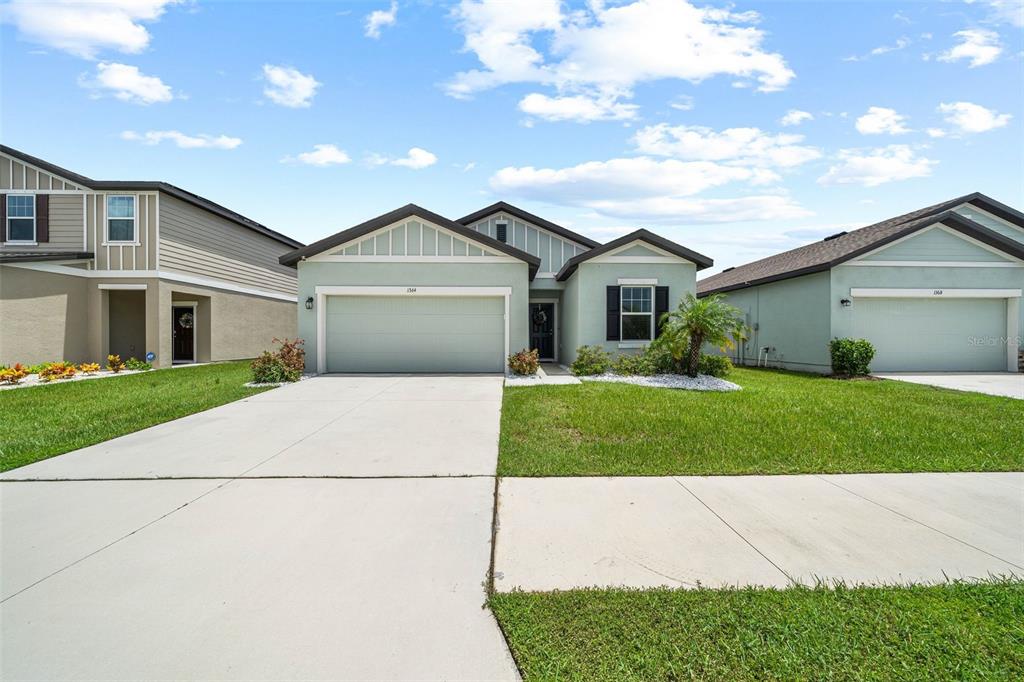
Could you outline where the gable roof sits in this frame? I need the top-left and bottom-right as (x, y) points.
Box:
(279, 203), (543, 278)
(556, 228), (714, 281)
(1, 144), (303, 249)
(456, 201), (601, 249)
(697, 192), (1024, 296)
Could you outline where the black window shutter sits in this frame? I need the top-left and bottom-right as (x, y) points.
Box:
(36, 194), (49, 242)
(654, 286), (669, 337)
(0, 194), (5, 243)
(606, 286), (620, 341)
(496, 223), (507, 243)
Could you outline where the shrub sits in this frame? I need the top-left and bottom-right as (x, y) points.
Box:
(26, 362), (56, 374)
(698, 353), (733, 378)
(273, 338), (305, 376)
(0, 363), (28, 385)
(107, 354), (125, 373)
(39, 361), (77, 382)
(613, 352), (657, 376)
(78, 362), (101, 374)
(571, 345), (612, 376)
(508, 348), (540, 375)
(644, 336), (683, 374)
(829, 338), (875, 376)
(124, 357), (152, 371)
(250, 338), (305, 384)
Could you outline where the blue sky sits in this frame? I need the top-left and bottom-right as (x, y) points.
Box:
(2, 0), (1021, 275)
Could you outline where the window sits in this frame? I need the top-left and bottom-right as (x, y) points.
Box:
(496, 221), (508, 243)
(106, 195), (136, 243)
(6, 195), (36, 243)
(621, 286), (653, 341)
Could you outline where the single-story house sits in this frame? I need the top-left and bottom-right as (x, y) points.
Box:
(280, 202), (712, 373)
(697, 192), (1024, 373)
(0, 145), (303, 368)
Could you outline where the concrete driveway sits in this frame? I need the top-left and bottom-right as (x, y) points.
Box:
(874, 372), (1023, 399)
(1, 375), (519, 681)
(494, 473), (1024, 591)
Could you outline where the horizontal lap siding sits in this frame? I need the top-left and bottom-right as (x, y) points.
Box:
(159, 193), (297, 295)
(953, 204), (1024, 247)
(46, 195), (86, 251)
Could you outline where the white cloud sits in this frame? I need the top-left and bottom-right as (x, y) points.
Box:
(938, 28), (1002, 67)
(519, 92), (638, 122)
(368, 147), (438, 169)
(393, 147), (437, 169)
(0, 0), (180, 59)
(779, 109), (813, 126)
(365, 1), (398, 39)
(938, 101), (1012, 133)
(855, 106), (912, 135)
(817, 145), (935, 187)
(488, 156), (810, 223)
(120, 130), (242, 150)
(262, 64), (320, 108)
(632, 124), (821, 168)
(669, 95), (694, 111)
(843, 36), (910, 61)
(926, 128), (948, 138)
(79, 62), (173, 104)
(446, 0), (793, 120)
(285, 144), (351, 166)
(965, 0), (1024, 27)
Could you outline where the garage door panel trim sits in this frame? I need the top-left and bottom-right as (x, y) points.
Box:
(850, 288), (1021, 298)
(314, 285), (512, 374)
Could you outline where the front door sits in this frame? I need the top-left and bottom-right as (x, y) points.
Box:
(172, 306), (195, 363)
(530, 302), (555, 360)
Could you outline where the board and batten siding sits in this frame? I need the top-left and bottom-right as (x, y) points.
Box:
(466, 213), (589, 274)
(0, 154), (86, 192)
(84, 192), (158, 270)
(158, 193), (297, 296)
(328, 217), (507, 258)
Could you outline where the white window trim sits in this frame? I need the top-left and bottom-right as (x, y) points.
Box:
(620, 284), (655, 343)
(103, 194), (139, 246)
(313, 285), (512, 374)
(4, 193), (36, 245)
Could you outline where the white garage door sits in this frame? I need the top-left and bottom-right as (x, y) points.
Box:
(852, 297), (1008, 372)
(324, 295), (505, 373)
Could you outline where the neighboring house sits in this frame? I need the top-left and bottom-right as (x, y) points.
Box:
(697, 193), (1024, 373)
(0, 145), (302, 368)
(280, 202), (712, 373)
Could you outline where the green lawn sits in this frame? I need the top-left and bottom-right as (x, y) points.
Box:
(490, 582), (1024, 681)
(499, 367), (1024, 476)
(0, 362), (271, 472)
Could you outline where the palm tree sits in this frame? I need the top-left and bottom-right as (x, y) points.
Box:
(660, 293), (747, 377)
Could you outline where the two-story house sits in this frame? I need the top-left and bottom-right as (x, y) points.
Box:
(0, 145), (302, 368)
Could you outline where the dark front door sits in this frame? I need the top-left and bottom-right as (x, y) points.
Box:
(172, 306), (195, 362)
(530, 302), (555, 360)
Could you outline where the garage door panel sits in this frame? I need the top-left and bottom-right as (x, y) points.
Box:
(325, 295), (505, 373)
(853, 298), (1007, 372)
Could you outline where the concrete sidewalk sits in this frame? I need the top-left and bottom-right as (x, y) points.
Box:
(494, 473), (1024, 591)
(874, 372), (1023, 399)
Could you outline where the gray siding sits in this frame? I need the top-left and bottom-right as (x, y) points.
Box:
(332, 218), (506, 258)
(84, 192), (158, 270)
(466, 212), (589, 275)
(159, 193), (297, 296)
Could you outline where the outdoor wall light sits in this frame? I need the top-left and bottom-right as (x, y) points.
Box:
(840, 298), (852, 308)
(305, 296), (314, 310)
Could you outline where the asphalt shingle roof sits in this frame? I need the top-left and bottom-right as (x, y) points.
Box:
(697, 192), (1024, 295)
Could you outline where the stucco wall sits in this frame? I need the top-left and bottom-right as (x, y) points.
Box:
(562, 261), (698, 366)
(108, 290), (147, 361)
(718, 271), (833, 372)
(0, 266), (91, 365)
(295, 261), (531, 372)
(830, 264), (1024, 352)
